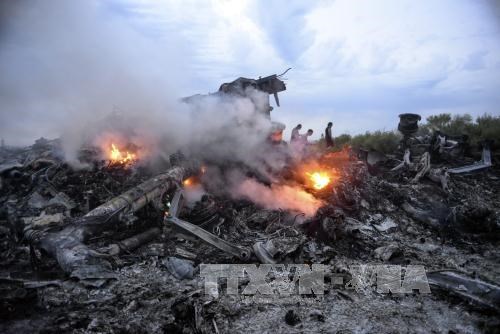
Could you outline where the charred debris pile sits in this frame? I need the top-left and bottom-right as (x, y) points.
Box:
(1, 76), (499, 333)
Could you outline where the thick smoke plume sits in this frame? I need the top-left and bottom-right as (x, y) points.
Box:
(0, 1), (182, 148)
(0, 0), (321, 216)
(0, 1), (281, 165)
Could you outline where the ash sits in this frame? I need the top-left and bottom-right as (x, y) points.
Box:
(0, 137), (499, 334)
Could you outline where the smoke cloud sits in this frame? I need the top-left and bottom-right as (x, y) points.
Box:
(0, 0), (186, 145)
(233, 178), (323, 216)
(0, 0), (280, 163)
(0, 0), (321, 215)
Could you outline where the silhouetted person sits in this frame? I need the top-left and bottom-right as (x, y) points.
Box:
(291, 128), (312, 159)
(325, 122), (334, 148)
(301, 129), (314, 144)
(291, 124), (302, 142)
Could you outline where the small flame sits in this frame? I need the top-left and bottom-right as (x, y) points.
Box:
(109, 143), (136, 164)
(307, 171), (331, 190)
(183, 177), (193, 186)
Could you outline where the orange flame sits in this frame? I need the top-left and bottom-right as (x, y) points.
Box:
(109, 143), (136, 164)
(307, 171), (331, 190)
(183, 177), (193, 186)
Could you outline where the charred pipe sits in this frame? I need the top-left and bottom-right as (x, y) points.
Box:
(85, 166), (185, 220)
(98, 227), (161, 256)
(25, 165), (191, 279)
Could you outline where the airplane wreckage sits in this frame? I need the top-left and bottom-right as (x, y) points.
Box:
(0, 72), (499, 333)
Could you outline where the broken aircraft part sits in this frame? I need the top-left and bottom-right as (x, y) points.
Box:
(182, 70), (288, 117)
(166, 215), (252, 261)
(428, 270), (500, 313)
(24, 165), (190, 279)
(448, 142), (493, 174)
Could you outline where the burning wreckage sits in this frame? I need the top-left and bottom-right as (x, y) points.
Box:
(1, 73), (499, 333)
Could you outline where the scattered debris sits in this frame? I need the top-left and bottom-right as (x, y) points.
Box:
(448, 141), (493, 174)
(163, 257), (194, 280)
(0, 107), (498, 332)
(427, 271), (500, 313)
(373, 243), (401, 261)
(167, 215), (252, 261)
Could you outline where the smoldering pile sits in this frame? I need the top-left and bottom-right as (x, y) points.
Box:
(1, 60), (500, 330)
(1, 114), (499, 333)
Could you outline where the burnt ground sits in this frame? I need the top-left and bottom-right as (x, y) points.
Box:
(0, 140), (499, 333)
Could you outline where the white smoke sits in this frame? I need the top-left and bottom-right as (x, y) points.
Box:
(0, 0), (323, 216)
(0, 0), (187, 148)
(0, 1), (280, 164)
(233, 178), (323, 216)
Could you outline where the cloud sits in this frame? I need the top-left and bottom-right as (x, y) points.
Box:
(248, 0), (315, 63)
(283, 0), (500, 137)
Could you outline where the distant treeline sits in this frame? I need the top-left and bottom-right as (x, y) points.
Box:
(325, 113), (500, 154)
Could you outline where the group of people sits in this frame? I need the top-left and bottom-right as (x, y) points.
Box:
(290, 124), (313, 145)
(289, 122), (334, 159)
(290, 122), (334, 147)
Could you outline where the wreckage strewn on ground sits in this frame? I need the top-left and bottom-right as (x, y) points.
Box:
(1, 76), (499, 333)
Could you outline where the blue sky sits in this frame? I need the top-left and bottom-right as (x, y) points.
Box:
(107, 0), (500, 139)
(1, 0), (499, 144)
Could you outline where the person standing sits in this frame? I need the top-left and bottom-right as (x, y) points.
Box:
(325, 122), (334, 148)
(301, 129), (314, 144)
(291, 124), (302, 143)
